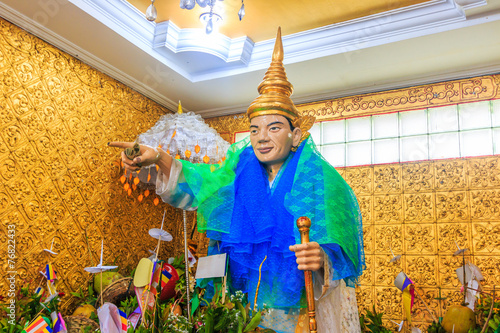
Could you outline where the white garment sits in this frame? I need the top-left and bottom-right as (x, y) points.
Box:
(156, 160), (361, 333)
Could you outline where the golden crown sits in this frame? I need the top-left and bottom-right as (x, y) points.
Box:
(247, 27), (315, 135)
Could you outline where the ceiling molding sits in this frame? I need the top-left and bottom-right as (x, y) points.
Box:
(61, 0), (493, 82)
(153, 21), (254, 65)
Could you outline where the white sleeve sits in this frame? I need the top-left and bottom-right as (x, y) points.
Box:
(155, 159), (197, 211)
(313, 248), (339, 301)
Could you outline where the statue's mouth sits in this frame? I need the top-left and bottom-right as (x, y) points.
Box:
(257, 147), (273, 154)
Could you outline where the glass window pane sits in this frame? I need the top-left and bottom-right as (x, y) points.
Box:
(400, 135), (428, 162)
(429, 105), (458, 133)
(346, 117), (371, 141)
(459, 101), (491, 130)
(373, 138), (399, 164)
(235, 131), (249, 142)
(346, 141), (371, 166)
(492, 100), (500, 127)
(400, 109), (427, 136)
(460, 129), (493, 157)
(322, 119), (345, 144)
(372, 113), (398, 139)
(322, 144), (346, 168)
(309, 123), (321, 144)
(494, 128), (500, 155)
(429, 133), (460, 159)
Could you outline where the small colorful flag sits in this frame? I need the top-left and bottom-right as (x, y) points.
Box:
(394, 271), (415, 325)
(34, 286), (45, 298)
(46, 264), (56, 281)
(51, 312), (67, 333)
(24, 316), (52, 333)
(150, 267), (161, 296)
(187, 249), (197, 267)
(128, 307), (141, 329)
(161, 269), (172, 288)
(118, 309), (128, 332)
(46, 280), (57, 296)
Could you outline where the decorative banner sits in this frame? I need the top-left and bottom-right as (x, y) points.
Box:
(456, 264), (472, 285)
(45, 264), (57, 282)
(50, 312), (67, 333)
(457, 263), (484, 311)
(135, 286), (155, 314)
(35, 287), (45, 298)
(394, 271), (415, 325)
(118, 309), (128, 333)
(23, 315), (51, 333)
(128, 307), (141, 329)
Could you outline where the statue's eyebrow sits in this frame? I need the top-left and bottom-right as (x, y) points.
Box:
(267, 121), (285, 127)
(249, 121), (285, 129)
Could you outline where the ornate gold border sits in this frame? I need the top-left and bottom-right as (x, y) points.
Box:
(206, 74), (500, 141)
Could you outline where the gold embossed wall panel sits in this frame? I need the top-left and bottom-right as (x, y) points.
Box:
(341, 158), (500, 329)
(0, 17), (189, 314)
(206, 78), (500, 329)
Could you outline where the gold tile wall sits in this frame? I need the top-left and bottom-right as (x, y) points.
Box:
(0, 17), (187, 313)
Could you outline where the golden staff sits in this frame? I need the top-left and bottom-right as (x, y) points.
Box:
(296, 216), (317, 333)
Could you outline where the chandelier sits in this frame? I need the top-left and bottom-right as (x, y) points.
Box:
(145, 0), (245, 34)
(181, 0), (245, 34)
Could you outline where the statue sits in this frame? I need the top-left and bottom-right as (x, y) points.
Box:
(109, 27), (364, 333)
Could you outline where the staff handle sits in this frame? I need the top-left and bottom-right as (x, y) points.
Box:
(296, 216), (317, 333)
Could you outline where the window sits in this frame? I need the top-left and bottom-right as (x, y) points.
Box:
(314, 100), (500, 167)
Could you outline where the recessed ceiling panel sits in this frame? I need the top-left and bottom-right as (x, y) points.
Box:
(128, 0), (433, 41)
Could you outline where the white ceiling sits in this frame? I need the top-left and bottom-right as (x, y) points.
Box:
(1, 0), (500, 118)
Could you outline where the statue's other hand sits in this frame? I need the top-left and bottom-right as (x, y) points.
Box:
(289, 242), (324, 272)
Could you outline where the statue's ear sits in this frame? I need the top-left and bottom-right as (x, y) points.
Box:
(292, 127), (302, 147)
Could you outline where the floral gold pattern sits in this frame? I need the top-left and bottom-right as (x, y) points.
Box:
(0, 17), (200, 314)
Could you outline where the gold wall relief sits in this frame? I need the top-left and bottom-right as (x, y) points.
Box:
(436, 191), (469, 222)
(404, 193), (435, 223)
(470, 189), (500, 220)
(473, 222), (500, 253)
(357, 195), (373, 226)
(0, 17), (180, 313)
(402, 163), (433, 193)
(374, 165), (402, 194)
(373, 194), (402, 224)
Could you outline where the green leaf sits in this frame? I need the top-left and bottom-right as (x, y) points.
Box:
(205, 311), (214, 333)
(236, 301), (246, 324)
(243, 311), (261, 332)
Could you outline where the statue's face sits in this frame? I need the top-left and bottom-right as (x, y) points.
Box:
(249, 114), (302, 167)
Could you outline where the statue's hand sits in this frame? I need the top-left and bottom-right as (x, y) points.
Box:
(289, 242), (324, 272)
(108, 141), (161, 171)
